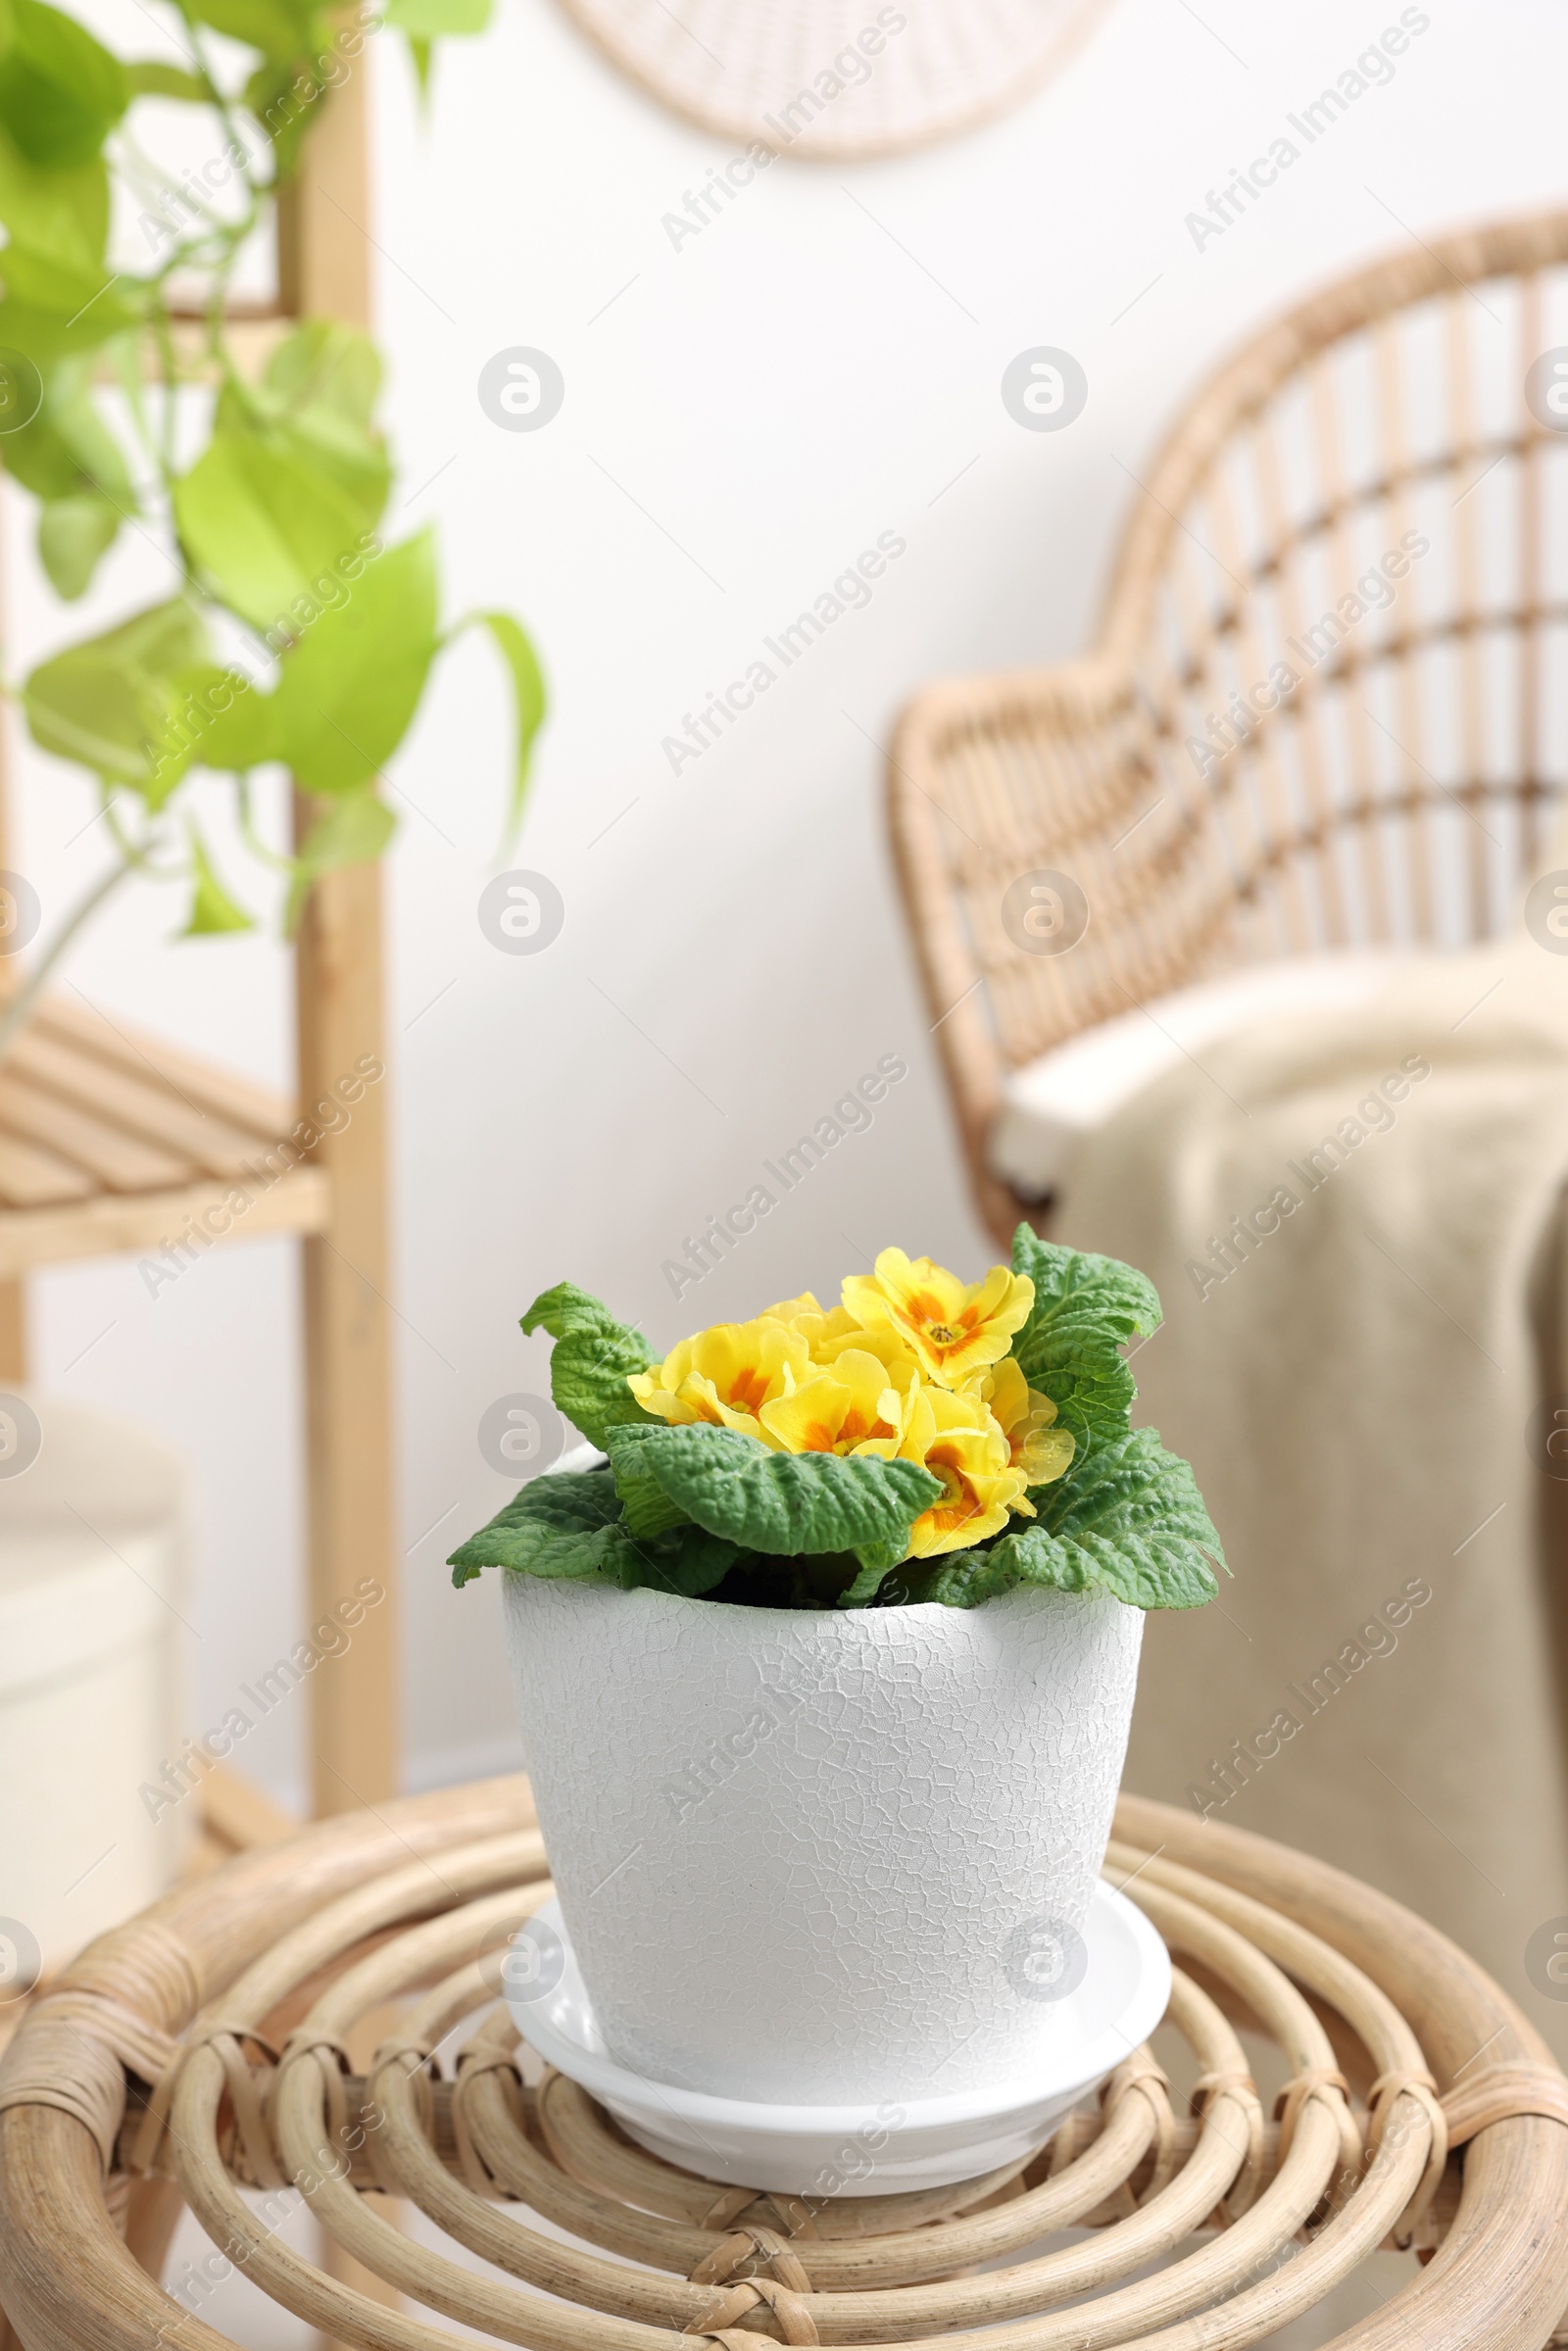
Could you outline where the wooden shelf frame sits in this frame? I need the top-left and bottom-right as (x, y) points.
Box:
(0, 993), (330, 1276)
(0, 62), (398, 1817)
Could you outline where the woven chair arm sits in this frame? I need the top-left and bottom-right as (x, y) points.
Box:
(888, 651), (1207, 1242)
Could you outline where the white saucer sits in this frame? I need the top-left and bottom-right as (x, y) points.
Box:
(505, 1884), (1169, 2195)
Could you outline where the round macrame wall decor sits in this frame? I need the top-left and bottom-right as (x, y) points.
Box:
(553, 0), (1118, 160)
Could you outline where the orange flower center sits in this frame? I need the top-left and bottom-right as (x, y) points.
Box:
(798, 1405), (896, 1455)
(905, 1289), (977, 1351)
(924, 1445), (982, 1531)
(723, 1365), (770, 1413)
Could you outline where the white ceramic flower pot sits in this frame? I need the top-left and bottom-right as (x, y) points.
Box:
(502, 1565), (1143, 2104)
(0, 1396), (192, 1981)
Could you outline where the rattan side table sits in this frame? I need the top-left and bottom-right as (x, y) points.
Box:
(3, 1779), (1568, 2351)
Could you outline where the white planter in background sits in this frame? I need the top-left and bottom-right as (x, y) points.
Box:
(503, 1565), (1143, 2104)
(0, 1397), (191, 1984)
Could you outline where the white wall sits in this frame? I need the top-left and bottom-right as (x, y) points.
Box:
(12, 0), (1567, 1809)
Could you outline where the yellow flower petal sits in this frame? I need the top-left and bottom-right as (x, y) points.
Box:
(883, 1379), (1027, 1556)
(904, 1423), (1029, 1558)
(981, 1357), (1031, 1427)
(980, 1358), (1076, 1489)
(628, 1314), (810, 1435)
(842, 1249), (1034, 1388)
(783, 1300), (862, 1357)
(759, 1348), (907, 1457)
(627, 1373), (705, 1426)
(1019, 1427), (1075, 1486)
(760, 1292), (825, 1324)
(813, 1318), (924, 1387)
(759, 1375), (848, 1453)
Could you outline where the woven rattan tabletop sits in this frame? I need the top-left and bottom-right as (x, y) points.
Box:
(2, 1780), (1567, 2351)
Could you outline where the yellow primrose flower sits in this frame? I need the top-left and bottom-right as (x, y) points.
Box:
(761, 1295), (925, 1388)
(778, 1298), (861, 1354)
(898, 1384), (1030, 1557)
(628, 1315), (810, 1436)
(842, 1249), (1034, 1389)
(981, 1358), (1075, 1493)
(759, 1348), (908, 1458)
(760, 1292), (827, 1324)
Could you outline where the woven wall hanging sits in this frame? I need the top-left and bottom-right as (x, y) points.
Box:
(554, 0), (1117, 159)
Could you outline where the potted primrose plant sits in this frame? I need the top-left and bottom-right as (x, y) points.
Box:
(451, 1227), (1225, 2130)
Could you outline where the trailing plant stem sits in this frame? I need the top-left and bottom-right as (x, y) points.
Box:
(0, 855), (144, 1066)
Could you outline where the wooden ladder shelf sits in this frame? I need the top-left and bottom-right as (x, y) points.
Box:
(0, 60), (398, 1824)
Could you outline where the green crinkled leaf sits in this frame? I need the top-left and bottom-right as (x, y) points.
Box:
(448, 1466), (739, 1597)
(837, 1537), (906, 1607)
(604, 1422), (691, 1539)
(449, 1467), (628, 1588)
(899, 1428), (1226, 1611)
(621, 1522), (740, 1598)
(618, 1423), (941, 1558)
(1009, 1225), (1162, 1455)
(520, 1281), (657, 1451)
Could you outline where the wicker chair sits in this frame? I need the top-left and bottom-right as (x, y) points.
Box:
(890, 209), (1568, 1247)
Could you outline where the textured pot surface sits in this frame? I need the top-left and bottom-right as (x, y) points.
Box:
(0, 1396), (192, 1969)
(510, 1886), (1170, 2193)
(503, 1575), (1143, 2102)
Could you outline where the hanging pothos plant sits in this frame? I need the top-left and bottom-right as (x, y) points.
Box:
(0, 0), (543, 1059)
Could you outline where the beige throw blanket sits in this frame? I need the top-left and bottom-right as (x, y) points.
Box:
(1057, 918), (1568, 2055)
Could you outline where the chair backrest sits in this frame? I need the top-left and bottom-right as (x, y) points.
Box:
(890, 210), (1568, 1200)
